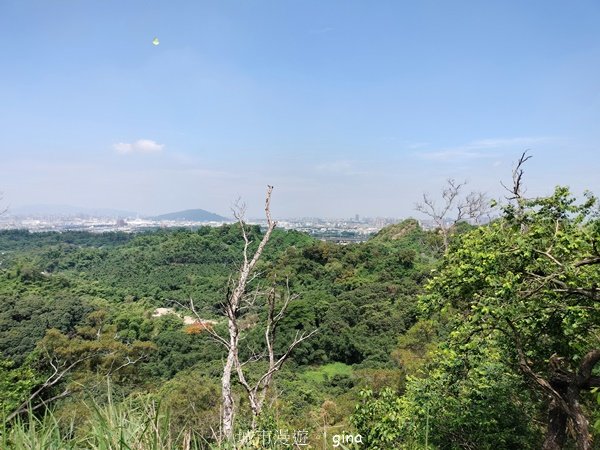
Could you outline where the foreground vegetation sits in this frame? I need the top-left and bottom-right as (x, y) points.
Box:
(1, 184), (599, 448)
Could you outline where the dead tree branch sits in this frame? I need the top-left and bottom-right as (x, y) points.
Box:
(501, 150), (532, 202)
(416, 178), (490, 251)
(219, 185), (278, 441)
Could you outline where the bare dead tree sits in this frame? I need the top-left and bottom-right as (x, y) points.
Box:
(186, 186), (317, 442)
(415, 179), (490, 251)
(197, 186), (276, 441)
(499, 150), (533, 232)
(217, 186), (277, 441)
(501, 150), (532, 203)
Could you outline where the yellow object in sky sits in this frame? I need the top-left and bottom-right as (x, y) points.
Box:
(152, 37), (160, 46)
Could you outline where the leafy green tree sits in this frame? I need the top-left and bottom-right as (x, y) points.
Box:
(391, 319), (439, 376)
(0, 295), (93, 365)
(354, 340), (539, 449)
(0, 359), (38, 418)
(421, 186), (600, 449)
(5, 323), (155, 422)
(156, 370), (221, 439)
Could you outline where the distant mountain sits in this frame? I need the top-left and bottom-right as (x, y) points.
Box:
(8, 204), (138, 218)
(151, 209), (229, 222)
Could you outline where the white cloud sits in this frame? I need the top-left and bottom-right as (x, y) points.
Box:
(113, 139), (164, 154)
(417, 137), (555, 161)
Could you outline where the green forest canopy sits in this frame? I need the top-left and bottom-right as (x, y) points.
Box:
(0, 188), (599, 449)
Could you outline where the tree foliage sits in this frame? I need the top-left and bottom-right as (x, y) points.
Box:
(427, 187), (600, 446)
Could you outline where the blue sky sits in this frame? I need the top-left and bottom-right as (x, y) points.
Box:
(1, 1), (599, 218)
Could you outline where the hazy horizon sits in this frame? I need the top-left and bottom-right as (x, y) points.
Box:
(2, 201), (410, 220)
(2, 1), (599, 218)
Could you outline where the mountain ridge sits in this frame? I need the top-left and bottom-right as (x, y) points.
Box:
(150, 208), (229, 222)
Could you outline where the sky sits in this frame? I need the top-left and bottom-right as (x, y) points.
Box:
(1, 0), (599, 218)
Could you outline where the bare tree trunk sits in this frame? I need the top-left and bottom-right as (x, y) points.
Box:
(207, 186), (277, 442)
(191, 186), (316, 442)
(221, 340), (236, 441)
(569, 394), (592, 450)
(441, 230), (449, 251)
(249, 395), (260, 430)
(509, 321), (599, 450)
(541, 383), (592, 450)
(529, 350), (599, 450)
(542, 397), (568, 450)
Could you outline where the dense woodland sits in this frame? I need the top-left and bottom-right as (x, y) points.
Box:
(1, 184), (599, 449)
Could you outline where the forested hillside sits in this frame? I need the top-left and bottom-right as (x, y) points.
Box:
(0, 219), (438, 448)
(1, 187), (599, 449)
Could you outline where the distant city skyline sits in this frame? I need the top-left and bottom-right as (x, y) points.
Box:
(1, 1), (599, 217)
(3, 202), (397, 222)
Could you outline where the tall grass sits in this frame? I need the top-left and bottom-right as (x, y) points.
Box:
(1, 408), (74, 450)
(0, 382), (306, 449)
(1, 390), (209, 450)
